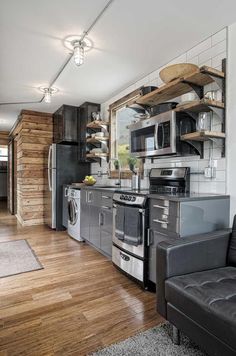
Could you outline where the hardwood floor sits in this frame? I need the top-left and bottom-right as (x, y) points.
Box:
(0, 202), (162, 355)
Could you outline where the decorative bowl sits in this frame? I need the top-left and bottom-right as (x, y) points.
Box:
(159, 63), (199, 83)
(83, 179), (96, 186)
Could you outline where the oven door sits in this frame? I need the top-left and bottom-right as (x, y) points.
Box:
(112, 204), (146, 259)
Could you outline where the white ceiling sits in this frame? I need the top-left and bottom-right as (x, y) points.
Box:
(1, 0), (236, 131)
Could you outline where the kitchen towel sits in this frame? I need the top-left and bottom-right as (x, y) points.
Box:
(124, 206), (142, 246)
(115, 205), (125, 240)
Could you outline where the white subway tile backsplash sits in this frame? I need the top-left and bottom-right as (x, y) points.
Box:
(95, 28), (227, 195)
(186, 38), (211, 61)
(212, 51), (226, 69)
(211, 28), (227, 46)
(198, 40), (226, 65)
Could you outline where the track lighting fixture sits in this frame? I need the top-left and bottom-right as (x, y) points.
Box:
(73, 40), (85, 66)
(39, 87), (58, 103)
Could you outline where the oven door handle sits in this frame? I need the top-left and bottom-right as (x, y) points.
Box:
(147, 228), (153, 246)
(139, 208), (146, 242)
(154, 123), (159, 150)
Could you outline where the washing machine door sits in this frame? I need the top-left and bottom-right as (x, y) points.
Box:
(68, 199), (78, 226)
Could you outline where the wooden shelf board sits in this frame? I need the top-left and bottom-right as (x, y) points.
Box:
(87, 121), (109, 129)
(181, 131), (225, 142)
(86, 153), (109, 158)
(86, 137), (109, 143)
(136, 66), (225, 106)
(175, 99), (225, 113)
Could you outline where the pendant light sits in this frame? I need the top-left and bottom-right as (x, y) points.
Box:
(73, 41), (85, 66)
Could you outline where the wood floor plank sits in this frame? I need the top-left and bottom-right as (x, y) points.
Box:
(0, 201), (163, 355)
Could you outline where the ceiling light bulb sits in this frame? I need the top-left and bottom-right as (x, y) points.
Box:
(44, 90), (51, 103)
(39, 86), (58, 103)
(73, 41), (84, 66)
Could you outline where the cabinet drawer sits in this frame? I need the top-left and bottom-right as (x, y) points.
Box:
(150, 199), (179, 217)
(101, 192), (113, 208)
(112, 245), (144, 282)
(151, 216), (179, 234)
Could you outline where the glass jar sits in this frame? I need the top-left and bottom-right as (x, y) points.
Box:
(197, 112), (212, 131)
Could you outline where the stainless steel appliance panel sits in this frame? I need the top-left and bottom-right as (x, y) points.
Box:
(112, 245), (144, 282)
(129, 111), (176, 158)
(112, 205), (145, 258)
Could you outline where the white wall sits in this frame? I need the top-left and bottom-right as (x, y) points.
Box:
(226, 24), (236, 223)
(92, 28), (227, 194)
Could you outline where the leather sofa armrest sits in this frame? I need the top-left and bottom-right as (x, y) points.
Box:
(156, 229), (231, 317)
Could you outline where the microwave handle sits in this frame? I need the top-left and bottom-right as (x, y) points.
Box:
(154, 123), (159, 150)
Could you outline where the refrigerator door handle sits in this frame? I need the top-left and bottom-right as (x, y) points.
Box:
(48, 146), (52, 192)
(48, 145), (52, 170)
(48, 168), (52, 192)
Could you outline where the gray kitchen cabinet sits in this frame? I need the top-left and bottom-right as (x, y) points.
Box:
(89, 204), (101, 248)
(62, 185), (69, 228)
(80, 188), (113, 257)
(100, 205), (113, 256)
(148, 196), (230, 285)
(80, 189), (90, 241)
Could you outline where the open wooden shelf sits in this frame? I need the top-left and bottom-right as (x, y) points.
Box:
(175, 99), (224, 113)
(86, 153), (109, 158)
(136, 66), (225, 106)
(87, 121), (110, 129)
(86, 137), (109, 144)
(181, 131), (226, 142)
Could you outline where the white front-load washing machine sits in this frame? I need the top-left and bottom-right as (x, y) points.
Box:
(67, 188), (83, 241)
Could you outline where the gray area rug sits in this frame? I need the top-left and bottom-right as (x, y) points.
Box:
(92, 323), (207, 356)
(0, 239), (43, 278)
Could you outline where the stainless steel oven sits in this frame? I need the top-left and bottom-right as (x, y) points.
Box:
(129, 111), (196, 158)
(112, 193), (149, 288)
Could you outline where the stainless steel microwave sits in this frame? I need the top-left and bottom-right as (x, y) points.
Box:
(129, 111), (196, 158)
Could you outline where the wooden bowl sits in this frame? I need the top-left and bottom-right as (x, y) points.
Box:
(159, 63), (199, 83)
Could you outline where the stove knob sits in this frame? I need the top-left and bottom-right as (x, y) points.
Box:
(128, 196), (132, 201)
(131, 196), (136, 202)
(120, 195), (124, 200)
(124, 195), (128, 201)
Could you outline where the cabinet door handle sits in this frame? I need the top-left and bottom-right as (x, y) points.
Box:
(99, 212), (104, 226)
(65, 187), (68, 197)
(153, 204), (168, 209)
(101, 205), (110, 210)
(102, 195), (110, 199)
(153, 219), (169, 224)
(99, 212), (101, 226)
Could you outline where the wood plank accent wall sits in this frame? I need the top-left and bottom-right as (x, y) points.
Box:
(0, 131), (9, 145)
(11, 110), (53, 226)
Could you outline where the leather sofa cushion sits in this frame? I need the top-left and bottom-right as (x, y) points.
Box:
(228, 216), (236, 266)
(165, 267), (236, 350)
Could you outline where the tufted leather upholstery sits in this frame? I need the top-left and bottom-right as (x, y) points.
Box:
(166, 267), (236, 350)
(228, 216), (236, 266)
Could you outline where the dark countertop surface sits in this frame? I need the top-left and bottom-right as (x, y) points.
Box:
(65, 184), (229, 202)
(148, 192), (230, 202)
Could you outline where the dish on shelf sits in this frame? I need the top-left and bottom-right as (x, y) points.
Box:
(94, 132), (105, 137)
(90, 148), (103, 153)
(159, 63), (199, 83)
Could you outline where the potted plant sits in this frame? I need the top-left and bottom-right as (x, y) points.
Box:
(114, 159), (120, 170)
(127, 157), (137, 174)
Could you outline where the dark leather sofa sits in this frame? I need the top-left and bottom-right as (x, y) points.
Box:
(156, 218), (236, 356)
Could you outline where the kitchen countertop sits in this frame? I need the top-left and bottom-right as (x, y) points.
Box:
(148, 192), (230, 202)
(68, 184), (229, 201)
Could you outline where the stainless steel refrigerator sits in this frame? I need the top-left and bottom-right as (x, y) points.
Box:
(45, 144), (90, 230)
